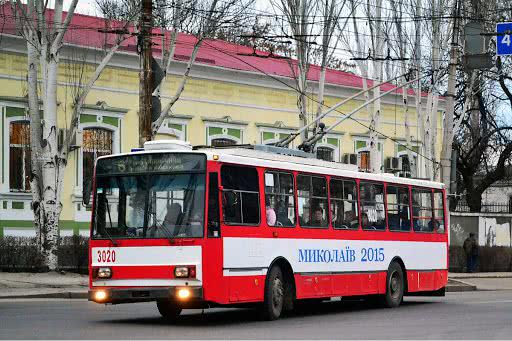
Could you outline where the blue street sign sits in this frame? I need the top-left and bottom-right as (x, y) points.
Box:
(497, 22), (512, 56)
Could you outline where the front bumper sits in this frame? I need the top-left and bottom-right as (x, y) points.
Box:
(88, 286), (203, 304)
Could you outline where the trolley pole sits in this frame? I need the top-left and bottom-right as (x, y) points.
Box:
(139, 0), (153, 147)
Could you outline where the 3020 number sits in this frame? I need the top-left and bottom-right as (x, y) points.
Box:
(97, 250), (116, 263)
(361, 247), (384, 262)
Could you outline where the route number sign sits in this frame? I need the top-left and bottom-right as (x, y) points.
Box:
(497, 22), (512, 56)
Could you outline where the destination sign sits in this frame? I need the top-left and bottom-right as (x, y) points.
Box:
(96, 153), (206, 175)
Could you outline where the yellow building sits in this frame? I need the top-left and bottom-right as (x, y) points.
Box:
(0, 13), (444, 236)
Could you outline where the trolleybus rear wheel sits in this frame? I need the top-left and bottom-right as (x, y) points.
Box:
(383, 261), (404, 308)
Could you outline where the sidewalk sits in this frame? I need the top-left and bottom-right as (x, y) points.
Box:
(448, 272), (512, 291)
(0, 271), (88, 299)
(1, 271), (511, 299)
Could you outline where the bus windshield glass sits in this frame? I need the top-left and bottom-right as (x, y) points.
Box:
(92, 153), (206, 239)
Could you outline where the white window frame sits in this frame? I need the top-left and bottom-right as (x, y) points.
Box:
(258, 127), (296, 147)
(156, 117), (190, 141)
(1, 102), (30, 194)
(205, 122), (245, 145)
(76, 121), (120, 193)
(315, 134), (341, 162)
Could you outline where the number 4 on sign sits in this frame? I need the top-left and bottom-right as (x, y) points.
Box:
(503, 34), (511, 47)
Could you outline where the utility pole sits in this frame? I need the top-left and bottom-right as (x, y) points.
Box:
(139, 0), (153, 147)
(441, 0), (461, 197)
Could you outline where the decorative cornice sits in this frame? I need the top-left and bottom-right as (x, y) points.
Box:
(350, 132), (386, 140)
(0, 95), (50, 106)
(201, 115), (248, 126)
(256, 121), (299, 130)
(168, 114), (193, 120)
(82, 101), (129, 113)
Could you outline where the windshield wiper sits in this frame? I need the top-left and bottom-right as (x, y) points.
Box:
(103, 195), (118, 247)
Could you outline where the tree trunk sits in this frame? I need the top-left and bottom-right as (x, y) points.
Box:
(369, 0), (384, 174)
(466, 190), (482, 212)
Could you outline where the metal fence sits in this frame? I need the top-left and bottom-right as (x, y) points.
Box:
(454, 201), (512, 213)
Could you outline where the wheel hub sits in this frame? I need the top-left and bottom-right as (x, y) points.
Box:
(272, 277), (284, 308)
(390, 271), (401, 299)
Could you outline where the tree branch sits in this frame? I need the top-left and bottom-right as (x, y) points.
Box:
(51, 0), (78, 53)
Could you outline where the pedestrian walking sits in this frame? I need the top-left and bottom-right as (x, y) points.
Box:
(463, 233), (478, 272)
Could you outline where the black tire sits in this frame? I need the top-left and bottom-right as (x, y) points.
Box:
(156, 299), (182, 320)
(383, 262), (405, 308)
(260, 266), (285, 320)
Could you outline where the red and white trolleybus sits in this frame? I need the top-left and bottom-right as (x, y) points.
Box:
(88, 140), (448, 320)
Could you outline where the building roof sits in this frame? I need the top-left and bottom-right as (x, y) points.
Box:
(1, 4), (429, 98)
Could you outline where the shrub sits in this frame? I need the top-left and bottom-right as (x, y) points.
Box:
(0, 235), (88, 273)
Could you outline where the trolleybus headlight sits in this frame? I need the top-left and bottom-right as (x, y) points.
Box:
(177, 288), (191, 299)
(94, 290), (108, 302)
(174, 266), (195, 278)
(97, 267), (112, 279)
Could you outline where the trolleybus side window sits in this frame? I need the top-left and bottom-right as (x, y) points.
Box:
(207, 172), (220, 237)
(412, 188), (434, 232)
(360, 182), (386, 230)
(386, 186), (411, 231)
(433, 190), (445, 233)
(264, 171), (296, 227)
(330, 178), (359, 229)
(297, 175), (328, 228)
(221, 165), (260, 225)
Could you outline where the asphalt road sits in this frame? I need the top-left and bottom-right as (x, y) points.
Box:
(1, 291), (512, 339)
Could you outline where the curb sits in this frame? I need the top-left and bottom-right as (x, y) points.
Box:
(0, 291), (87, 299)
(446, 279), (477, 292)
(449, 275), (512, 279)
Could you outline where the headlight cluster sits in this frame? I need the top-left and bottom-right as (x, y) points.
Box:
(174, 265), (196, 278)
(93, 267), (112, 279)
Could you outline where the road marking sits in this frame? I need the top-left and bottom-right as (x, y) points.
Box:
(466, 300), (512, 305)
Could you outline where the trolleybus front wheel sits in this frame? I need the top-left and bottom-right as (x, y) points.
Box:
(260, 266), (285, 320)
(156, 299), (182, 320)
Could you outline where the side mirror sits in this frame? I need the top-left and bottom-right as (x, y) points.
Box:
(83, 179), (92, 206)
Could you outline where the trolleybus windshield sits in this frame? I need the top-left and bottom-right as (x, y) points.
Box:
(92, 153), (206, 239)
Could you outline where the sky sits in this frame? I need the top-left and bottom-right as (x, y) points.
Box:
(65, 0), (99, 16)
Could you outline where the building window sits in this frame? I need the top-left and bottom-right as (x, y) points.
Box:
(9, 121), (31, 191)
(82, 128), (113, 190)
(317, 146), (334, 162)
(211, 138), (236, 147)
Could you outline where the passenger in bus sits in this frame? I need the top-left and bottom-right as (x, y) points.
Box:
(400, 197), (411, 230)
(311, 207), (327, 227)
(361, 212), (370, 229)
(427, 219), (439, 232)
(266, 197), (276, 226)
(162, 203), (183, 236)
(343, 210), (359, 229)
(276, 199), (293, 226)
(333, 206), (346, 228)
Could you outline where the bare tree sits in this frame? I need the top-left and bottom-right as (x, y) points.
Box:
(312, 0), (346, 134)
(270, 0), (318, 142)
(10, 0), (137, 270)
(150, 0), (254, 139)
